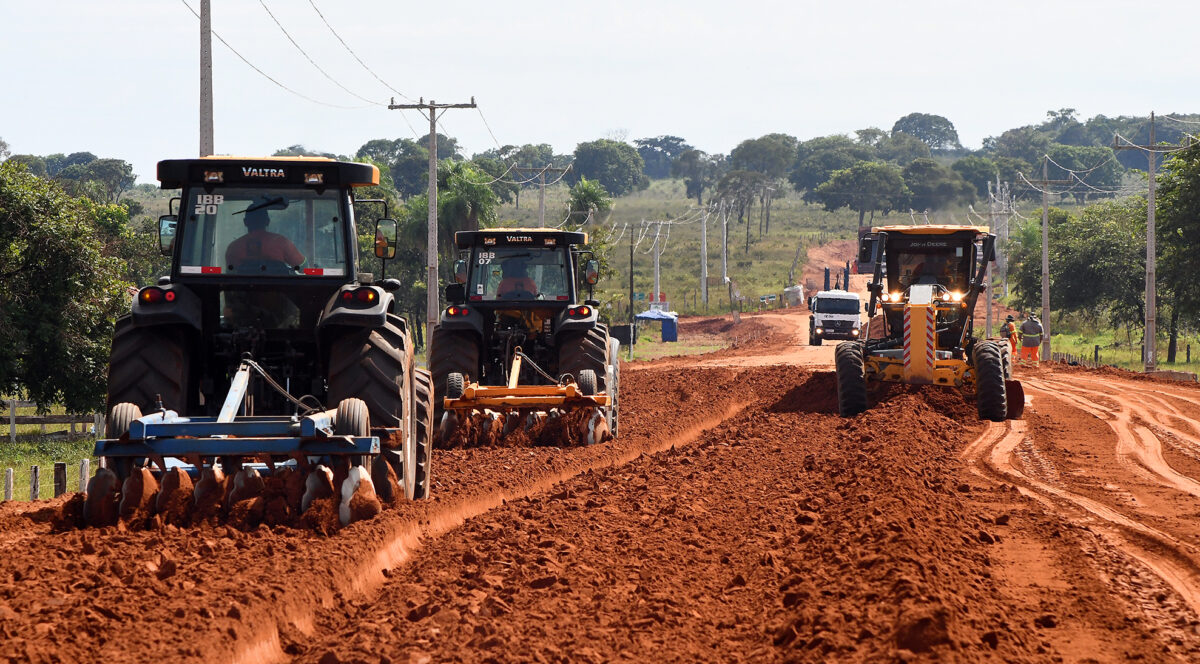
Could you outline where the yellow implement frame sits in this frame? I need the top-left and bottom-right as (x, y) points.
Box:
(443, 353), (610, 411)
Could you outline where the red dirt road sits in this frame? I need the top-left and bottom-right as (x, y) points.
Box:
(3, 311), (1200, 663)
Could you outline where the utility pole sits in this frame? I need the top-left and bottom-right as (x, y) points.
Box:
(387, 97), (476, 345)
(512, 166), (572, 227)
(651, 223), (662, 305)
(720, 201), (729, 285)
(700, 208), (709, 312)
(199, 0), (213, 156)
(628, 221), (635, 360)
(1113, 112), (1160, 371)
(1023, 158), (1071, 362)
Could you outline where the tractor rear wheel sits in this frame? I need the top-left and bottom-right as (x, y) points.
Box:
(105, 316), (189, 415)
(558, 324), (610, 392)
(411, 369), (434, 499)
(835, 342), (867, 417)
(429, 325), (480, 436)
(327, 314), (411, 432)
(974, 341), (1008, 422)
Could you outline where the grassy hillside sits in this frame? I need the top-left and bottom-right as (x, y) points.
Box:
(494, 178), (871, 320)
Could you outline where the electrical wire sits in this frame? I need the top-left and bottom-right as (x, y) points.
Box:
(1114, 133), (1194, 154)
(1042, 151), (1117, 177)
(306, 0), (414, 103)
(1160, 115), (1200, 125)
(179, 0), (371, 109)
(259, 0), (387, 107)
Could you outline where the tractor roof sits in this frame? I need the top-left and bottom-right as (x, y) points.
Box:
(157, 157), (379, 189)
(455, 228), (588, 249)
(871, 224), (989, 236)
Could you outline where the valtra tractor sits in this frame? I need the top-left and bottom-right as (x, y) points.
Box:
(834, 225), (1024, 421)
(85, 156), (433, 527)
(429, 228), (619, 446)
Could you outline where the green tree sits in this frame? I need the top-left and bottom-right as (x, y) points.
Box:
(0, 137), (9, 160)
(877, 131), (931, 166)
(0, 161), (131, 412)
(4, 154), (48, 177)
(634, 136), (692, 179)
(789, 134), (875, 192)
(730, 134), (796, 179)
(564, 177), (613, 224)
(569, 139), (646, 197)
(902, 158), (975, 211)
(272, 145), (343, 159)
(1156, 142), (1200, 359)
(1045, 144), (1123, 203)
(892, 113), (962, 151)
(807, 161), (910, 226)
(982, 127), (1050, 166)
(671, 149), (721, 205)
(951, 155), (999, 199)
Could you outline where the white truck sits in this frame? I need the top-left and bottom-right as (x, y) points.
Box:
(808, 290), (862, 346)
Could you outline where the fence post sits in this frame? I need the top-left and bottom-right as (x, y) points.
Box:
(53, 462), (67, 497)
(79, 459), (90, 492)
(1095, 345), (1100, 365)
(1189, 344), (1192, 364)
(94, 413), (105, 439)
(8, 401), (14, 443)
(3, 469), (11, 501)
(29, 465), (39, 501)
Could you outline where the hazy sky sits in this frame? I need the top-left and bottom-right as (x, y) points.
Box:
(2, 0), (1195, 183)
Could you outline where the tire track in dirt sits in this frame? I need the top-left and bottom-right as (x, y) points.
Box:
(963, 405), (1200, 617)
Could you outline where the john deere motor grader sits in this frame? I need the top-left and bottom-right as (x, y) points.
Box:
(429, 228), (619, 445)
(834, 225), (1024, 421)
(87, 156), (433, 525)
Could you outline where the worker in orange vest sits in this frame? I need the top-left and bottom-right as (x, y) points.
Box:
(1000, 314), (1019, 356)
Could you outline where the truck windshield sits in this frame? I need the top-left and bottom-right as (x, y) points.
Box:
(815, 298), (860, 315)
(469, 247), (570, 301)
(178, 187), (348, 276)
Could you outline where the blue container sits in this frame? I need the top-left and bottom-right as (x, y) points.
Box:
(661, 317), (677, 342)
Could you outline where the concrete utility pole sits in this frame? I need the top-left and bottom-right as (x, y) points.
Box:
(1113, 112), (1161, 371)
(512, 166), (572, 227)
(628, 222), (635, 360)
(720, 202), (729, 285)
(651, 223), (662, 304)
(199, 0), (213, 156)
(387, 97), (476, 345)
(700, 208), (709, 312)
(1023, 159), (1071, 362)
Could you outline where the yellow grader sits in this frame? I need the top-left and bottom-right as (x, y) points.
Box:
(835, 225), (1024, 421)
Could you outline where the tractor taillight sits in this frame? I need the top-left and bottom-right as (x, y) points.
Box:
(355, 288), (377, 304)
(568, 306), (591, 317)
(164, 290), (177, 302)
(446, 306), (470, 316)
(341, 291), (354, 302)
(139, 287), (165, 304)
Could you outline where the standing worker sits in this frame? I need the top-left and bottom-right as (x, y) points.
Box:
(1000, 314), (1019, 356)
(1019, 314), (1043, 365)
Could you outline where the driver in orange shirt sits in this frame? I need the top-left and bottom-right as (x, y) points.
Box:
(225, 207), (305, 270)
(497, 259), (538, 298)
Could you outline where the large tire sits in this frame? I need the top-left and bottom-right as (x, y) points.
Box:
(558, 324), (610, 391)
(411, 369), (434, 499)
(105, 316), (189, 415)
(429, 325), (480, 430)
(334, 398), (371, 469)
(974, 341), (1007, 422)
(105, 402), (142, 483)
(835, 342), (867, 417)
(327, 314), (411, 431)
(577, 369), (598, 396)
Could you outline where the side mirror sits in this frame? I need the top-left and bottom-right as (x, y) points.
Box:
(857, 237), (874, 265)
(158, 215), (177, 256)
(454, 259), (468, 284)
(584, 259), (600, 285)
(445, 283), (466, 303)
(374, 218), (397, 260)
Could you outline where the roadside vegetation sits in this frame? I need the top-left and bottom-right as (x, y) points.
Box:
(2, 107), (1200, 425)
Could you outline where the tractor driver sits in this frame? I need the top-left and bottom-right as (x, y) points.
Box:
(497, 259), (538, 299)
(225, 206), (305, 272)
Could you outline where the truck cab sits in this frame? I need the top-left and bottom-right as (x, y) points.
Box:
(808, 290), (862, 345)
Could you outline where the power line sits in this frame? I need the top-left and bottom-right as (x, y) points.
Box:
(179, 0), (370, 109)
(306, 0), (415, 103)
(258, 0), (385, 107)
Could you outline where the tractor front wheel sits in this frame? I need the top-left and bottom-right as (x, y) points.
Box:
(974, 341), (1008, 422)
(835, 342), (867, 417)
(429, 326), (480, 441)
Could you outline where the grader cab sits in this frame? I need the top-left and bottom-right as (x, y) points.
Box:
(836, 225), (1024, 421)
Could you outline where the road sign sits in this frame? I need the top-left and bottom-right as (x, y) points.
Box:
(635, 292), (646, 301)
